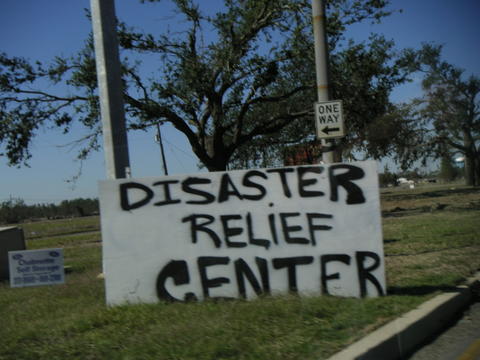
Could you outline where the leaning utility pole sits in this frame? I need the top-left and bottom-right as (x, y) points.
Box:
(91, 0), (131, 179)
(311, 0), (336, 164)
(155, 122), (169, 176)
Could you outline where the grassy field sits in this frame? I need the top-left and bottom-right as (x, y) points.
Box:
(1, 184), (479, 360)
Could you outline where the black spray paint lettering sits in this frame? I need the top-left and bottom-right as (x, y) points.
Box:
(155, 252), (384, 301)
(320, 254), (351, 295)
(119, 165), (366, 211)
(272, 256), (314, 292)
(182, 177), (215, 204)
(242, 170), (268, 200)
(235, 257), (270, 298)
(356, 251), (384, 296)
(265, 168), (294, 198)
(181, 212), (333, 249)
(328, 164), (366, 204)
(297, 166), (325, 197)
(198, 257), (232, 299)
(156, 260), (198, 302)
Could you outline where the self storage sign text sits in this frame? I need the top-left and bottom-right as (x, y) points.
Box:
(99, 161), (385, 305)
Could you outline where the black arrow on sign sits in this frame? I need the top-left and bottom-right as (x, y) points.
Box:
(321, 126), (340, 135)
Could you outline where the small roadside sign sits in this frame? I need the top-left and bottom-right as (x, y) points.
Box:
(8, 248), (65, 288)
(315, 100), (345, 139)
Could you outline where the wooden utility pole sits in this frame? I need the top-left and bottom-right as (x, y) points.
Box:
(156, 122), (169, 176)
(91, 0), (131, 179)
(311, 0), (334, 163)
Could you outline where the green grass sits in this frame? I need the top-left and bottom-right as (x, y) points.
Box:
(384, 210), (480, 255)
(21, 216), (100, 240)
(1, 186), (479, 360)
(0, 287), (423, 360)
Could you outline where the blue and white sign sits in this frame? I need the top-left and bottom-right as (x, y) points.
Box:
(8, 248), (65, 287)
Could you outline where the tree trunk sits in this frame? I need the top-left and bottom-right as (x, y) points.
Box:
(464, 154), (475, 186)
(474, 155), (480, 186)
(194, 135), (230, 172)
(202, 150), (230, 172)
(462, 130), (477, 186)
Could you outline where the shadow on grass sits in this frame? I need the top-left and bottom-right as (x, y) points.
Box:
(384, 238), (400, 244)
(382, 202), (480, 218)
(383, 186), (479, 202)
(385, 244), (476, 257)
(387, 285), (458, 296)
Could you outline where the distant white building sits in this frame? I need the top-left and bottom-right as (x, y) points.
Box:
(398, 177), (415, 188)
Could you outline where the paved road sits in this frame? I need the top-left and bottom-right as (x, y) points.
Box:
(408, 301), (480, 360)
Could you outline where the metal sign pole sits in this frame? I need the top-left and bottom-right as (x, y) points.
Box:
(91, 0), (131, 179)
(311, 0), (334, 163)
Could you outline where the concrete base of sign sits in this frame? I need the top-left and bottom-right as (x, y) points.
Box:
(0, 226), (26, 280)
(327, 272), (480, 360)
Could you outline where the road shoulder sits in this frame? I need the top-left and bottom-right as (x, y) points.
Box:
(327, 272), (480, 360)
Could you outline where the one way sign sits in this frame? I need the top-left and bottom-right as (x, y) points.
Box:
(315, 100), (345, 139)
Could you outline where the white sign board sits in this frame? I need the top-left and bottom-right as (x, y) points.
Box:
(99, 161), (385, 305)
(9, 248), (64, 287)
(315, 100), (345, 139)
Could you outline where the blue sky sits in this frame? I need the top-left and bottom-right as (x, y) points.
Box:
(1, 0), (479, 204)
